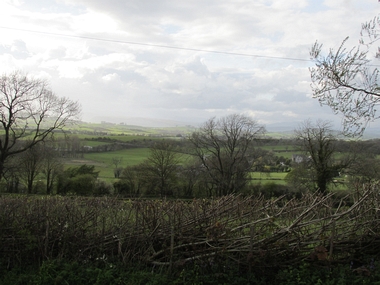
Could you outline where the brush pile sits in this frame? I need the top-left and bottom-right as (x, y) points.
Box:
(1, 186), (380, 273)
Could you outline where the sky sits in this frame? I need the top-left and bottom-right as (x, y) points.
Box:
(0, 0), (379, 132)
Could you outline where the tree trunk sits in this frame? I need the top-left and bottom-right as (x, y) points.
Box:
(46, 169), (52, 195)
(317, 172), (328, 195)
(0, 161), (4, 182)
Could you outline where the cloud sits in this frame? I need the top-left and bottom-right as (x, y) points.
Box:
(0, 0), (379, 132)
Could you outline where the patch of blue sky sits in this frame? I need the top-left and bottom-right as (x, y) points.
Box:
(267, 31), (284, 43)
(21, 0), (86, 15)
(161, 24), (182, 35)
(301, 1), (328, 14)
(135, 53), (158, 65)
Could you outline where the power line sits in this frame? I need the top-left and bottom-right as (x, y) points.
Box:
(3, 26), (380, 67)
(0, 26), (312, 63)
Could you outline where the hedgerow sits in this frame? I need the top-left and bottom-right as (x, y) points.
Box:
(1, 185), (380, 283)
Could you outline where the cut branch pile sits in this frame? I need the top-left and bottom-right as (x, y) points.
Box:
(1, 187), (380, 272)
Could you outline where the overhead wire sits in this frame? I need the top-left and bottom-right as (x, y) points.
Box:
(0, 26), (311, 63)
(1, 26), (380, 67)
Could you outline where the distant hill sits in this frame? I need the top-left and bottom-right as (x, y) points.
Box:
(89, 116), (197, 128)
(84, 117), (380, 139)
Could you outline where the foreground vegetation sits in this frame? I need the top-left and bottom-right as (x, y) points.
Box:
(3, 258), (380, 284)
(1, 187), (380, 284)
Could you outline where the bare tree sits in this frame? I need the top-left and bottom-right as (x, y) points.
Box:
(285, 161), (315, 193)
(143, 141), (182, 197)
(360, 15), (380, 57)
(41, 142), (63, 195)
(189, 114), (265, 196)
(2, 155), (22, 193)
(0, 71), (81, 180)
(309, 16), (380, 136)
(294, 120), (349, 194)
(16, 143), (45, 194)
(115, 164), (145, 197)
(111, 157), (123, 178)
(177, 159), (202, 197)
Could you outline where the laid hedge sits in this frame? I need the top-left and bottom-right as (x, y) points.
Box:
(1, 186), (380, 283)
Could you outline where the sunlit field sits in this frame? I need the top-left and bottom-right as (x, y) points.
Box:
(250, 172), (289, 185)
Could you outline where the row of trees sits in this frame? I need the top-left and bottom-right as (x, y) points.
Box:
(2, 141), (62, 194)
(114, 114), (267, 197)
(0, 106), (270, 196)
(113, 117), (377, 198)
(0, 133), (107, 194)
(2, 112), (379, 197)
(1, 145), (113, 196)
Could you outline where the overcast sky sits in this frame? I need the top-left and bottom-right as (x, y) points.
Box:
(0, 0), (379, 130)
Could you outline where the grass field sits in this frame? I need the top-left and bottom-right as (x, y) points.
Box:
(84, 148), (150, 166)
(250, 172), (289, 185)
(66, 121), (195, 137)
(65, 148), (194, 182)
(64, 148), (152, 180)
(66, 150), (291, 184)
(56, 122), (306, 187)
(258, 146), (298, 159)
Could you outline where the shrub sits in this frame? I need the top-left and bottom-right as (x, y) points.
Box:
(67, 174), (96, 195)
(57, 164), (99, 195)
(94, 180), (112, 196)
(247, 182), (303, 199)
(113, 180), (132, 196)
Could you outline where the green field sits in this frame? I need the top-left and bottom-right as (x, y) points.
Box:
(250, 172), (288, 185)
(66, 150), (291, 184)
(63, 148), (151, 181)
(59, 123), (300, 185)
(65, 147), (194, 182)
(57, 122), (347, 189)
(84, 148), (150, 166)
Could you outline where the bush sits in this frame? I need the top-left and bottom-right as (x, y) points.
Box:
(33, 180), (47, 194)
(113, 180), (132, 196)
(248, 182), (303, 199)
(67, 174), (96, 195)
(94, 180), (112, 196)
(57, 164), (100, 195)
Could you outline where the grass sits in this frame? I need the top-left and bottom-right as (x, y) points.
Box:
(65, 121), (195, 136)
(60, 149), (150, 182)
(80, 141), (113, 147)
(64, 148), (194, 182)
(54, 122), (344, 189)
(66, 148), (152, 181)
(251, 172), (288, 179)
(64, 149), (292, 185)
(259, 145), (299, 159)
(84, 148), (151, 167)
(250, 172), (289, 185)
(54, 132), (164, 143)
